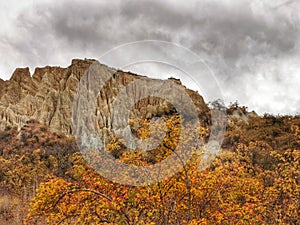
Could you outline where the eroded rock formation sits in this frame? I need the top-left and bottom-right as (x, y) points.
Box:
(0, 59), (210, 138)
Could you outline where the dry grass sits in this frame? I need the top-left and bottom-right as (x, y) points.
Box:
(0, 194), (23, 225)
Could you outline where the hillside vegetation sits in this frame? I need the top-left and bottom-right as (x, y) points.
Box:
(0, 112), (299, 224)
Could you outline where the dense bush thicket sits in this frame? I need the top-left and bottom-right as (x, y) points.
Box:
(0, 114), (299, 224)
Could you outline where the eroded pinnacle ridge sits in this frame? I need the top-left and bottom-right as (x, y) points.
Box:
(0, 59), (209, 139)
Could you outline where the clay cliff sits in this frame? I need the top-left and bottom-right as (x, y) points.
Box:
(0, 59), (210, 138)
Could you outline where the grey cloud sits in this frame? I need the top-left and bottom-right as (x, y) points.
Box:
(9, 0), (300, 61)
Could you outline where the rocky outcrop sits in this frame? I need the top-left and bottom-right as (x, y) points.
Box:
(226, 104), (258, 123)
(0, 59), (210, 137)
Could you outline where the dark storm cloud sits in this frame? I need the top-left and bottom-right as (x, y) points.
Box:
(0, 0), (299, 114)
(128, 0), (299, 57)
(44, 0), (299, 58)
(11, 0), (299, 69)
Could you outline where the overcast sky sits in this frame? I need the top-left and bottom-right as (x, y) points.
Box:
(0, 0), (299, 115)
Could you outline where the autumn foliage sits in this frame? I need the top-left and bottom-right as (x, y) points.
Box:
(0, 113), (299, 224)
